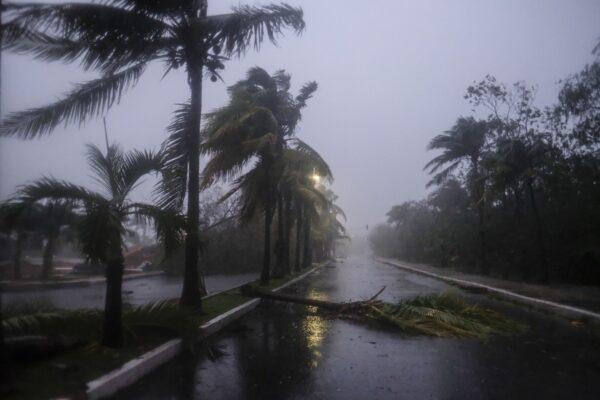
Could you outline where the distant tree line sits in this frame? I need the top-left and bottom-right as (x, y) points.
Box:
(370, 54), (600, 285)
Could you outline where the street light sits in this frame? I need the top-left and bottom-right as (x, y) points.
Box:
(311, 171), (321, 186)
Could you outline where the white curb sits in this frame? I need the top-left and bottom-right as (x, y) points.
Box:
(376, 257), (600, 323)
(84, 263), (323, 399)
(86, 339), (182, 400)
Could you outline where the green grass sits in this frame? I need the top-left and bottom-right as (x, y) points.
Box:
(3, 264), (322, 400)
(7, 337), (164, 400)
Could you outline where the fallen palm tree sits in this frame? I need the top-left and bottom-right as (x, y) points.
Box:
(241, 285), (526, 339)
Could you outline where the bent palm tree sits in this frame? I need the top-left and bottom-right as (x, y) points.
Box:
(13, 143), (184, 347)
(1, 0), (305, 309)
(280, 141), (333, 270)
(425, 117), (489, 275)
(202, 67), (318, 283)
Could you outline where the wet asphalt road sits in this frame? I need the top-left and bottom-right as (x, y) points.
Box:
(4, 273), (258, 309)
(116, 256), (600, 400)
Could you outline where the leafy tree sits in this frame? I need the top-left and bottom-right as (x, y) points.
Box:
(1, 0), (305, 309)
(13, 143), (184, 347)
(425, 117), (489, 274)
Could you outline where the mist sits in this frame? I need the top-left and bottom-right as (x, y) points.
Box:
(3, 0), (598, 236)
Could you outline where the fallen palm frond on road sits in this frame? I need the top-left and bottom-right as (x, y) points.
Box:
(242, 286), (526, 339)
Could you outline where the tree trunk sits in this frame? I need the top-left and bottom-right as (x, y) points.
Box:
(261, 201), (274, 285)
(294, 201), (303, 272)
(273, 194), (285, 278)
(180, 51), (205, 310)
(283, 194), (292, 275)
(41, 235), (56, 280)
(102, 248), (124, 348)
(302, 210), (312, 269)
(527, 180), (549, 282)
(13, 232), (25, 280)
(478, 198), (487, 276)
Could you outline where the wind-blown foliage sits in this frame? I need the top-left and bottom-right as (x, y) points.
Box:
(202, 67), (327, 283)
(2, 300), (200, 342)
(370, 293), (525, 339)
(1, 0), (306, 309)
(11, 142), (184, 347)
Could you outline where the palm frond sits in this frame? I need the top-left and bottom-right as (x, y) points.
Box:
(3, 1), (168, 71)
(290, 138), (333, 181)
(370, 293), (526, 339)
(156, 101), (192, 210)
(121, 149), (163, 199)
(17, 177), (106, 206)
(85, 143), (125, 199)
(209, 4), (305, 57)
(0, 62), (147, 139)
(295, 81), (318, 108)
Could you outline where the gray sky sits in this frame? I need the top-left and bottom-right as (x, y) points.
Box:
(1, 0), (599, 235)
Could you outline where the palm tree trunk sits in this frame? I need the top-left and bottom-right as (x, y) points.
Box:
(41, 234), (56, 280)
(302, 210), (312, 268)
(274, 194), (285, 278)
(283, 194), (292, 275)
(180, 57), (205, 309)
(13, 232), (24, 280)
(261, 201), (274, 285)
(102, 246), (124, 348)
(294, 201), (303, 272)
(527, 180), (549, 282)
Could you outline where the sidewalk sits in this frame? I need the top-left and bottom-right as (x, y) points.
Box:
(0, 271), (164, 292)
(377, 257), (600, 321)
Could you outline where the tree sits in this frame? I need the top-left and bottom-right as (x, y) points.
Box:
(202, 67), (318, 284)
(1, 0), (305, 309)
(425, 117), (489, 274)
(13, 143), (183, 347)
(489, 138), (552, 281)
(280, 141), (333, 270)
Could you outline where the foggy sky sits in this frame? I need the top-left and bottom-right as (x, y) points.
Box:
(1, 0), (599, 236)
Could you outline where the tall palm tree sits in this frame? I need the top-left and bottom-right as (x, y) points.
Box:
(280, 141), (333, 271)
(1, 0), (305, 309)
(425, 117), (489, 275)
(202, 67), (318, 283)
(13, 143), (183, 347)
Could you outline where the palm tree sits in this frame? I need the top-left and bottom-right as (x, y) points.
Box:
(13, 143), (183, 347)
(425, 117), (489, 275)
(202, 67), (318, 284)
(1, 0), (305, 309)
(279, 142), (333, 271)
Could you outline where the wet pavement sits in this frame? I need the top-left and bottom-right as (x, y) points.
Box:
(3, 273), (258, 309)
(116, 256), (600, 399)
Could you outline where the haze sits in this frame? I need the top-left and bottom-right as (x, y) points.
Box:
(1, 0), (599, 235)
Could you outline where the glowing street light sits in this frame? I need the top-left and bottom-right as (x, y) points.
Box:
(311, 171), (321, 185)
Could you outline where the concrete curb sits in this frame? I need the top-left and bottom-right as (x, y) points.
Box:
(376, 257), (600, 323)
(85, 264), (323, 400)
(86, 339), (182, 400)
(1, 271), (165, 292)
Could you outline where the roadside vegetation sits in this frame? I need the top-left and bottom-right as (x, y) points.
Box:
(370, 48), (600, 285)
(0, 1), (350, 398)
